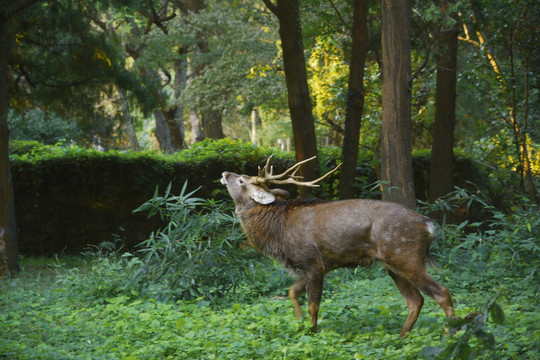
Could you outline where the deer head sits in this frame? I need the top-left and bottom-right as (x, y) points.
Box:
(221, 156), (342, 205)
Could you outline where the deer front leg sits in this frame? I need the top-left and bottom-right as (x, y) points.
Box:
(305, 272), (324, 333)
(289, 277), (306, 319)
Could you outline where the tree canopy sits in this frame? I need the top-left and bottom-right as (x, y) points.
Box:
(2, 0), (539, 193)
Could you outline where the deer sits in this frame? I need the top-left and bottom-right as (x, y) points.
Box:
(220, 155), (457, 336)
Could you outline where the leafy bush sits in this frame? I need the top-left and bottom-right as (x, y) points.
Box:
(422, 190), (539, 271)
(422, 292), (506, 360)
(124, 181), (249, 301)
(8, 109), (83, 144)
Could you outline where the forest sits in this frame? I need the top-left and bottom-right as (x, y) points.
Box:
(1, 0), (539, 359)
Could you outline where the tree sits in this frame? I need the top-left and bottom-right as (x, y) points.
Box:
(7, 1), (152, 148)
(1, 0), (150, 272)
(339, 0), (369, 200)
(429, 1), (459, 202)
(458, 0), (539, 203)
(117, 3), (187, 152)
(380, 0), (416, 208)
(177, 0), (224, 140)
(263, 0), (318, 195)
(0, 0), (21, 274)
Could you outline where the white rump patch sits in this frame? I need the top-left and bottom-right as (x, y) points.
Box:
(425, 221), (435, 237)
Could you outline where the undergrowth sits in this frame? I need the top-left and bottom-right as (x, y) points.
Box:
(1, 187), (538, 359)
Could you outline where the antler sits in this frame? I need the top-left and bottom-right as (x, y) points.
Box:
(252, 155), (342, 188)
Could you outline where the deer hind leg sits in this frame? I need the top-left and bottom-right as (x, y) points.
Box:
(415, 272), (456, 321)
(388, 261), (456, 331)
(289, 277), (306, 319)
(388, 270), (424, 337)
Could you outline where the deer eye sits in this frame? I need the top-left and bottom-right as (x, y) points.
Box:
(236, 178), (245, 186)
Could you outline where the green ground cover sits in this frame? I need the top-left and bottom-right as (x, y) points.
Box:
(1, 250), (538, 360)
(1, 187), (539, 359)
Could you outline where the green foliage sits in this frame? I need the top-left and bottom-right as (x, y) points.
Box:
(8, 110), (83, 145)
(421, 292), (506, 360)
(126, 181), (248, 301)
(422, 190), (539, 271)
(8, 0), (153, 129)
(416, 189), (539, 358)
(2, 187), (540, 359)
(11, 139), (510, 255)
(54, 245), (140, 302)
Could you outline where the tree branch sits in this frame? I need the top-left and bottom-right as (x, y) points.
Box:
(139, 8), (176, 35)
(327, 0), (348, 31)
(262, 0), (279, 17)
(9, 0), (41, 15)
(317, 115), (344, 135)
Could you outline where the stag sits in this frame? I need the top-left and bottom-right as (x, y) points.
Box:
(220, 156), (456, 336)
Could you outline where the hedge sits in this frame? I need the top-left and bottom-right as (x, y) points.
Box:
(9, 139), (490, 256)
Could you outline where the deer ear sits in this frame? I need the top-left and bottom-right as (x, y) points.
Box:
(269, 188), (289, 199)
(248, 185), (276, 204)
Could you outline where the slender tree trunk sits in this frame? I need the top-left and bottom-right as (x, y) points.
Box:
(125, 117), (141, 152)
(0, 17), (19, 275)
(264, 0), (319, 196)
(429, 24), (459, 202)
(172, 55), (187, 149)
(250, 108), (261, 145)
(380, 0), (416, 209)
(522, 56), (539, 203)
(339, 0), (369, 200)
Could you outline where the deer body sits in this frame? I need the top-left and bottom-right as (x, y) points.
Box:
(221, 161), (456, 336)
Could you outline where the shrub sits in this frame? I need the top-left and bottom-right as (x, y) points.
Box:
(10, 139), (504, 255)
(124, 181), (249, 301)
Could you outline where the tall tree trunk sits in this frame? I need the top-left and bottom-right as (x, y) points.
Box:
(380, 0), (416, 209)
(151, 77), (185, 152)
(190, 109), (205, 143)
(429, 22), (459, 202)
(125, 116), (141, 152)
(172, 55), (187, 149)
(182, 0), (224, 141)
(339, 0), (369, 200)
(250, 108), (261, 145)
(202, 109), (224, 139)
(126, 48), (185, 152)
(186, 60), (205, 144)
(163, 106), (186, 148)
(118, 87), (141, 151)
(263, 0), (319, 197)
(154, 109), (173, 153)
(0, 17), (19, 275)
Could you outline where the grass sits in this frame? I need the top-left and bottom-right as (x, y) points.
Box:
(1, 255), (538, 360)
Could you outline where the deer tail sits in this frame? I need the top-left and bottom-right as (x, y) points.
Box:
(424, 220), (439, 271)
